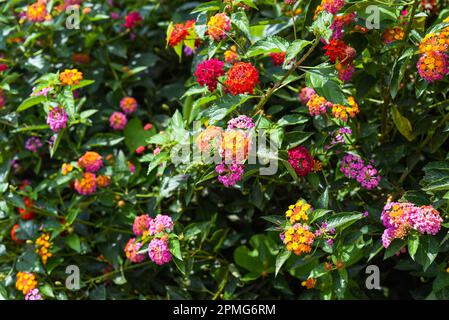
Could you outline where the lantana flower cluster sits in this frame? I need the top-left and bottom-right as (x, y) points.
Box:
(381, 202), (443, 248)
(417, 26), (449, 82)
(280, 199), (335, 256)
(340, 154), (381, 190)
(125, 214), (176, 265)
(109, 96), (138, 130)
(196, 115), (255, 187)
(300, 87), (359, 121)
(70, 151), (111, 196)
(194, 59), (259, 95)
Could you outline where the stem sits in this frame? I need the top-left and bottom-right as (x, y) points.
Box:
(253, 38), (319, 115)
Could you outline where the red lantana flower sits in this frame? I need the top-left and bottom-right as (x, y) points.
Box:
(287, 146), (314, 177)
(224, 62), (259, 95)
(168, 20), (195, 47)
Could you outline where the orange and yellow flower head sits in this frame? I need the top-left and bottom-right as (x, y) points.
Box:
(59, 69), (83, 86)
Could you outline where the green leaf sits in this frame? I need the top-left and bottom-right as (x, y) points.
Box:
(169, 238), (183, 261)
(391, 105), (414, 142)
(124, 118), (155, 153)
(384, 238), (406, 259)
(17, 96), (45, 112)
(231, 12), (251, 40)
(284, 39), (312, 67)
(408, 233), (419, 260)
(390, 57), (410, 99)
(326, 212), (363, 231)
(71, 79), (95, 91)
(275, 249), (291, 277)
(65, 234), (81, 253)
(245, 36), (289, 58)
(415, 235), (439, 271)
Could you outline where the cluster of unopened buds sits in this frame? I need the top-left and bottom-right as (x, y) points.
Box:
(125, 214), (177, 265)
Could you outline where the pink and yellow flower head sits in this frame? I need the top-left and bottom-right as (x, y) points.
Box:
(109, 112), (127, 130)
(149, 214), (174, 235)
(285, 199), (312, 224)
(15, 272), (38, 295)
(306, 93), (332, 116)
(298, 87), (316, 105)
(120, 96), (138, 115)
(133, 214), (153, 237)
(221, 130), (250, 164)
(124, 238), (146, 263)
(59, 69), (83, 86)
(196, 125), (223, 153)
(417, 51), (449, 82)
(207, 13), (231, 41)
(381, 202), (443, 248)
(148, 238), (172, 265)
(78, 151), (103, 173)
(26, 1), (51, 23)
(74, 172), (97, 195)
(224, 46), (239, 64)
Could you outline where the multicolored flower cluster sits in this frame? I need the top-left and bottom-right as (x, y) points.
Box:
(417, 27), (449, 82)
(74, 172), (97, 195)
(323, 39), (356, 82)
(35, 233), (53, 265)
(25, 0), (51, 23)
(194, 59), (225, 91)
(340, 154), (381, 190)
(167, 20), (196, 47)
(224, 46), (239, 64)
(59, 69), (83, 86)
(382, 26), (404, 44)
(283, 223), (315, 255)
(47, 106), (68, 132)
(287, 146), (315, 177)
(125, 214), (175, 266)
(120, 96), (138, 115)
(78, 151), (103, 173)
(381, 202), (443, 248)
(16, 272), (38, 295)
(207, 13), (231, 41)
(109, 111), (128, 130)
(285, 199), (312, 223)
(300, 88), (359, 121)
